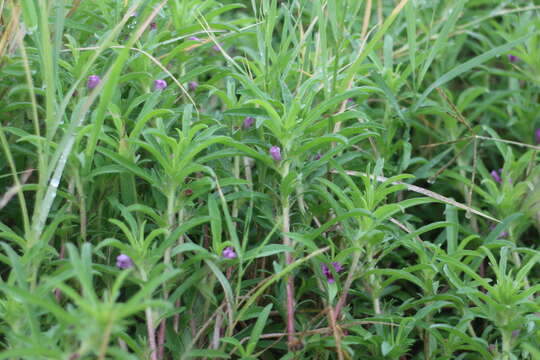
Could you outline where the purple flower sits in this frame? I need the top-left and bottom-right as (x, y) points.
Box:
(222, 246), (237, 259)
(116, 254), (133, 269)
(269, 146), (282, 161)
(347, 98), (354, 104)
(154, 79), (167, 91)
(321, 262), (343, 283)
(188, 81), (198, 91)
(150, 22), (157, 30)
(87, 75), (101, 90)
(314, 153), (322, 160)
(188, 36), (201, 41)
(491, 168), (512, 184)
(243, 117), (255, 129)
(489, 224), (509, 238)
(490, 169), (502, 183)
(535, 129), (540, 145)
(508, 54), (519, 62)
(212, 44), (221, 52)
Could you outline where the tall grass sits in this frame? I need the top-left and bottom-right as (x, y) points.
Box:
(1, 0), (539, 359)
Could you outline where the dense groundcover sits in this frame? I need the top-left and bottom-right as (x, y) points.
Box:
(1, 0), (540, 359)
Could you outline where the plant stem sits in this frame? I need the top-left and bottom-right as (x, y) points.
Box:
(281, 161), (297, 349)
(328, 306), (344, 360)
(145, 307), (158, 360)
(370, 274), (381, 315)
(502, 331), (511, 360)
(157, 189), (177, 359)
(141, 270), (158, 360)
(283, 203), (296, 347)
(334, 251), (361, 320)
(97, 318), (114, 360)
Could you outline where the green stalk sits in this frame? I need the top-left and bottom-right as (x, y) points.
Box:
(232, 155), (240, 220)
(97, 318), (114, 360)
(16, 30), (45, 224)
(0, 127), (30, 238)
(502, 331), (511, 360)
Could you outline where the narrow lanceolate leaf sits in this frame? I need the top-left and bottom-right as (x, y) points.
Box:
(414, 35), (531, 111)
(246, 303), (272, 354)
(417, 0), (467, 85)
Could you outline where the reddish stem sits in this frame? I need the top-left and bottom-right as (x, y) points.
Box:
(285, 255), (295, 344)
(157, 320), (165, 359)
(173, 299), (181, 333)
(283, 203), (297, 349)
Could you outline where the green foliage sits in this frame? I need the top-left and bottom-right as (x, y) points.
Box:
(0, 0), (539, 359)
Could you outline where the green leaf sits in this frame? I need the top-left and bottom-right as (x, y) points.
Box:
(184, 349), (230, 359)
(414, 34), (531, 111)
(246, 303), (272, 354)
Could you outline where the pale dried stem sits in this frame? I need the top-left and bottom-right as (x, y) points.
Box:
(335, 170), (500, 223)
(0, 168), (33, 210)
(145, 307), (158, 360)
(360, 0), (372, 41)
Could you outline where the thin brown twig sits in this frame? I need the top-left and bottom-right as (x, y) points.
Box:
(328, 306), (344, 360)
(428, 140), (472, 183)
(437, 88), (480, 225)
(236, 320), (398, 346)
(436, 88), (473, 133)
(468, 138), (479, 232)
(420, 137), (474, 148)
(66, 0), (83, 18)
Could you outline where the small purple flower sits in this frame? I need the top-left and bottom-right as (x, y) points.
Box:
(116, 254), (133, 269)
(322, 262), (343, 283)
(222, 246), (237, 259)
(269, 146), (282, 161)
(154, 79), (167, 91)
(150, 22), (157, 30)
(491, 168), (512, 184)
(535, 129), (540, 145)
(489, 224), (508, 238)
(243, 117), (255, 129)
(212, 44), (221, 52)
(347, 98), (354, 104)
(508, 54), (519, 62)
(314, 153), (322, 160)
(490, 169), (502, 183)
(188, 36), (201, 41)
(188, 81), (198, 91)
(87, 75), (101, 90)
